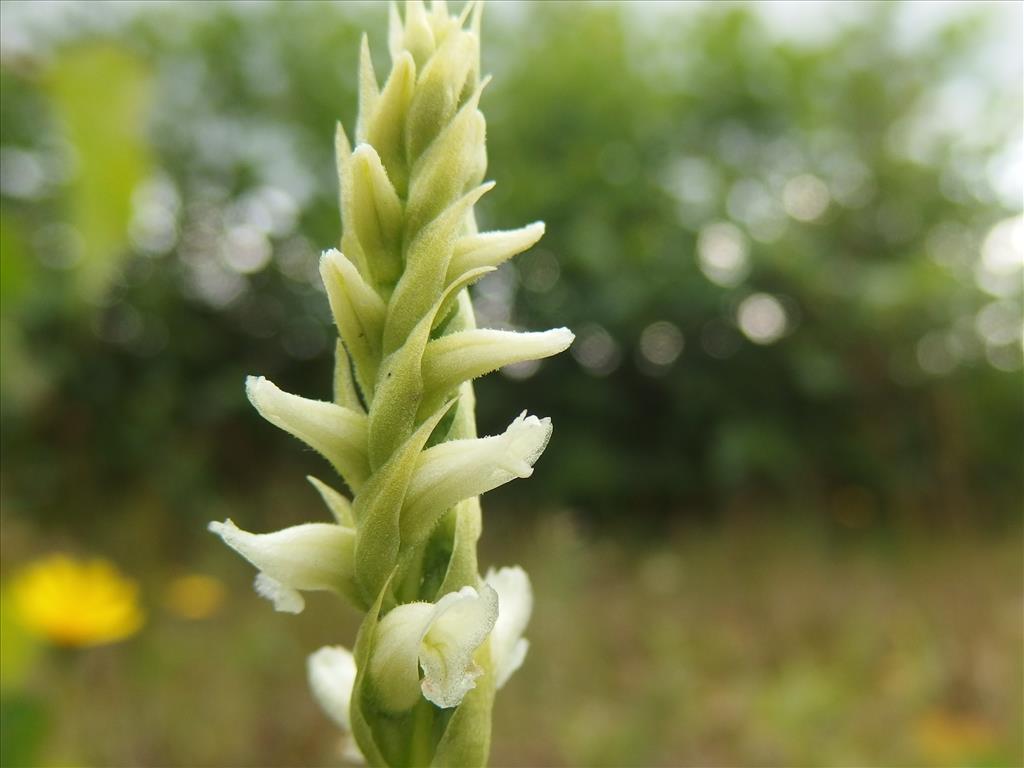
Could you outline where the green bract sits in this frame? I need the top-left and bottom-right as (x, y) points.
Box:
(210, 1), (571, 765)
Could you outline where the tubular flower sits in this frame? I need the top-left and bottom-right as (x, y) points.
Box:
(208, 517), (356, 614)
(210, 2), (569, 764)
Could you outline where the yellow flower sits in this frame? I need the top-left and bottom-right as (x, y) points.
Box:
(914, 709), (997, 764)
(10, 554), (144, 647)
(164, 573), (225, 621)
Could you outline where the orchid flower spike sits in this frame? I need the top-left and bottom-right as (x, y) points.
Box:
(211, 2), (570, 762)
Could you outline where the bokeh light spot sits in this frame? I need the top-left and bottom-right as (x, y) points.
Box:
(697, 221), (750, 287)
(571, 324), (622, 377)
(782, 173), (830, 222)
(737, 293), (788, 345)
(165, 574), (226, 621)
(639, 321), (684, 367)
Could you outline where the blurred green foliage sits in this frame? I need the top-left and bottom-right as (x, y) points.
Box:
(0, 0), (1021, 536)
(47, 45), (152, 303)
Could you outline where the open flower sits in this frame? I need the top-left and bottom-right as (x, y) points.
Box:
(308, 645), (364, 763)
(208, 519), (355, 614)
(369, 584), (498, 711)
(10, 553), (144, 647)
(485, 566), (533, 689)
(400, 412), (553, 543)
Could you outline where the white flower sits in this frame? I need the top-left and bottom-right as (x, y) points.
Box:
(307, 645), (364, 763)
(485, 566), (533, 689)
(422, 327), (574, 396)
(369, 584), (498, 711)
(400, 412), (552, 543)
(208, 519), (354, 614)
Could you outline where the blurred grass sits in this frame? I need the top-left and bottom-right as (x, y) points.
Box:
(2, 508), (1020, 767)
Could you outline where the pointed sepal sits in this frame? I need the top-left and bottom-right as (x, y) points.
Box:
(246, 375), (370, 491)
(422, 327), (574, 405)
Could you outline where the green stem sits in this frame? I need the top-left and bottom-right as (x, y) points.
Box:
(409, 701), (436, 768)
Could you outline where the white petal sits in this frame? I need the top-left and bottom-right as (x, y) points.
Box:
(401, 413), (552, 541)
(370, 602), (436, 711)
(209, 519), (354, 613)
(422, 327), (574, 395)
(308, 646), (357, 731)
(308, 646), (365, 764)
(485, 566), (533, 688)
(254, 573), (304, 614)
(419, 584), (498, 708)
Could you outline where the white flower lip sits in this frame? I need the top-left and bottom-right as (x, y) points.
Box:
(369, 584), (499, 711)
(418, 584), (499, 708)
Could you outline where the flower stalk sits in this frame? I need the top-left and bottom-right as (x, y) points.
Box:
(211, 2), (571, 764)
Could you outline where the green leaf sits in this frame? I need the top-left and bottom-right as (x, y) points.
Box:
(404, 29), (476, 164)
(46, 43), (152, 305)
(368, 266), (493, 470)
(307, 475), (356, 527)
(355, 34), (380, 144)
(384, 182), (494, 355)
(351, 575), (396, 767)
(355, 399), (457, 606)
(333, 339), (366, 414)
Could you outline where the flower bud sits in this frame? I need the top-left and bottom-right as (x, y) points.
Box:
(320, 250), (385, 395)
